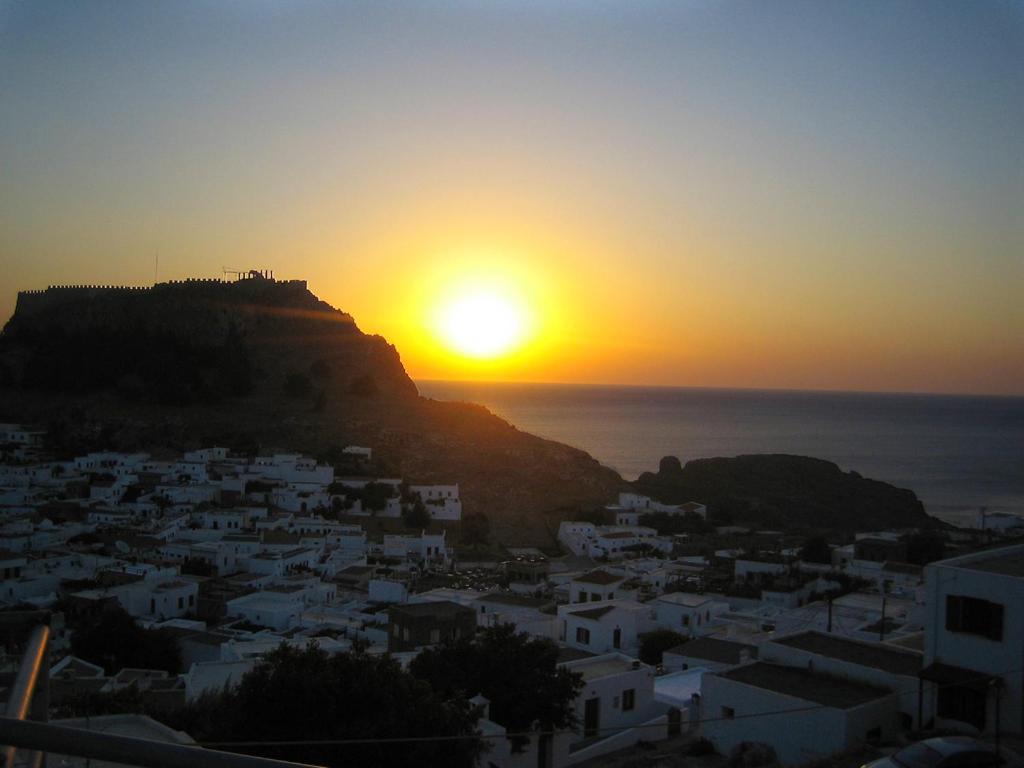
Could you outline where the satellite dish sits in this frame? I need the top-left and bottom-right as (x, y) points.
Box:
(114, 540), (131, 554)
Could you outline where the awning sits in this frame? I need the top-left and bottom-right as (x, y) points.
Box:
(920, 662), (997, 692)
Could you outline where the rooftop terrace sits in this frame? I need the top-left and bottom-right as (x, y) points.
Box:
(718, 662), (891, 709)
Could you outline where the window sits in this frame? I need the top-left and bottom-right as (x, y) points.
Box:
(946, 595), (1004, 641)
(576, 627), (591, 644)
(591, 593), (601, 602)
(721, 706), (735, 720)
(178, 597), (184, 609)
(682, 615), (690, 627)
(622, 689), (635, 711)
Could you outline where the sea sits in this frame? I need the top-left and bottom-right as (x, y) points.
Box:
(416, 381), (1024, 529)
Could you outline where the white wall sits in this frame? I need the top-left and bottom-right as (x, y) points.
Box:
(924, 547), (1024, 735)
(701, 675), (897, 767)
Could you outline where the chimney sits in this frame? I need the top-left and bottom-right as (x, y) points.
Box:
(469, 693), (490, 720)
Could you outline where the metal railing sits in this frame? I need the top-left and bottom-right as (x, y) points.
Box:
(0, 619), (321, 768)
(2, 620), (49, 768)
(0, 718), (321, 768)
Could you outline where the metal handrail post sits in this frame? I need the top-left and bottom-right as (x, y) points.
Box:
(3, 625), (49, 768)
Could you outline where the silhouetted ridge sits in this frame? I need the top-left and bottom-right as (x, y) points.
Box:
(632, 453), (938, 531)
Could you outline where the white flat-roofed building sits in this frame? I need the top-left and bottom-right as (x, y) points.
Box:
(616, 493), (707, 519)
(74, 452), (150, 474)
(976, 510), (1024, 534)
(921, 544), (1024, 737)
(559, 653), (670, 765)
(735, 558), (789, 584)
(701, 662), (898, 766)
(558, 522), (597, 556)
(762, 630), (928, 729)
(559, 600), (653, 657)
(569, 569), (628, 603)
(652, 591), (729, 637)
(245, 547), (316, 576)
(0, 424), (46, 448)
(251, 454), (334, 486)
(558, 521), (670, 559)
(409, 484), (462, 521)
(183, 447), (229, 463)
(380, 531), (448, 564)
(474, 592), (556, 637)
(225, 591), (304, 631)
(663, 636), (757, 673)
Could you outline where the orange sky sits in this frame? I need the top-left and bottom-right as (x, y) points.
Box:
(1, 2), (1022, 396)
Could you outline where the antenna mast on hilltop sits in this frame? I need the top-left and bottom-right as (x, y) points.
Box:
(154, 250), (159, 284)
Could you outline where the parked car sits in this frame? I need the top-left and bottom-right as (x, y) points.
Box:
(863, 737), (1017, 768)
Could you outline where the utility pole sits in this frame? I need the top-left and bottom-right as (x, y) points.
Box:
(879, 591), (887, 642)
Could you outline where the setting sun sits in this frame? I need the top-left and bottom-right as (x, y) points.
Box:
(434, 287), (530, 359)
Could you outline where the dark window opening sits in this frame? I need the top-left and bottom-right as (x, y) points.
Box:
(622, 688), (635, 711)
(946, 595), (1003, 641)
(937, 684), (987, 732)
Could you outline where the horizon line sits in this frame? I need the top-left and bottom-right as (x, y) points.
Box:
(414, 378), (1024, 401)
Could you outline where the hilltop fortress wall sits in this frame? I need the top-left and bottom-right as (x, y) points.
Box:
(13, 277), (309, 322)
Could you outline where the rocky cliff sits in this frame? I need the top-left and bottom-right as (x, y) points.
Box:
(0, 277), (623, 545)
(632, 454), (940, 531)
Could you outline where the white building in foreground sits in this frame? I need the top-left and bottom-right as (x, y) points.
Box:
(701, 662), (899, 766)
(921, 543), (1024, 737)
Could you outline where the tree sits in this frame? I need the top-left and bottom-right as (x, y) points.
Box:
(362, 482), (395, 513)
(461, 513), (491, 545)
(410, 624), (583, 752)
(798, 535), (832, 565)
(173, 644), (480, 768)
(402, 498), (431, 529)
(638, 629), (688, 665)
(70, 605), (182, 675)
